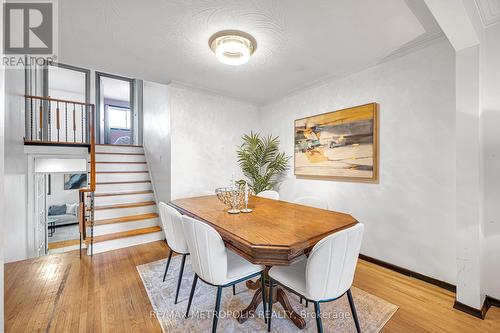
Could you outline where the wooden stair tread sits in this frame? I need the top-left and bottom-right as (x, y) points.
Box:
(91, 201), (156, 211)
(90, 190), (154, 197)
(86, 226), (161, 244)
(94, 161), (147, 164)
(91, 213), (159, 226)
(96, 144), (143, 147)
(96, 180), (151, 185)
(96, 152), (144, 155)
(94, 171), (149, 174)
(48, 239), (80, 250)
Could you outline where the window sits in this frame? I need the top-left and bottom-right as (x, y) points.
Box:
(107, 106), (131, 130)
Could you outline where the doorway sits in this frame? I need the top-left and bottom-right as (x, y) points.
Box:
(96, 72), (135, 145)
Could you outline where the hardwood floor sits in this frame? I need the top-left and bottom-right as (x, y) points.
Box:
(4, 241), (500, 332)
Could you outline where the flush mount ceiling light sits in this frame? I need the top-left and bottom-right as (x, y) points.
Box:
(209, 30), (257, 65)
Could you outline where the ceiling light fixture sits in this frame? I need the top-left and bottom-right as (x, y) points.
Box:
(209, 30), (257, 65)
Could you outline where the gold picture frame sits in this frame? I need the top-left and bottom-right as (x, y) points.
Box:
(294, 103), (379, 182)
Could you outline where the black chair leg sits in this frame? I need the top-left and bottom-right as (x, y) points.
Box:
(232, 284), (236, 295)
(347, 289), (361, 333)
(267, 278), (274, 332)
(306, 300), (309, 308)
(185, 274), (198, 318)
(300, 297), (303, 304)
(162, 250), (173, 282)
(313, 301), (323, 333)
(260, 273), (267, 324)
(212, 286), (223, 333)
(174, 254), (187, 304)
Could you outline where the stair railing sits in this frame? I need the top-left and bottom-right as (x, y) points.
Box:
(78, 104), (96, 257)
(24, 95), (92, 145)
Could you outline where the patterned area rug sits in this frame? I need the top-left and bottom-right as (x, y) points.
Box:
(137, 256), (398, 333)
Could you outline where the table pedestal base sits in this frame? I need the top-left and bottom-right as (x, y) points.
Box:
(236, 278), (306, 329)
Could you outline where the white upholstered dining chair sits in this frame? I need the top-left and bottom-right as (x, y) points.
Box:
(267, 223), (364, 333)
(257, 190), (280, 200)
(158, 202), (190, 304)
(181, 215), (267, 333)
(294, 196), (328, 210)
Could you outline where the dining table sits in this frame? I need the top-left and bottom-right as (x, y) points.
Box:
(168, 195), (358, 329)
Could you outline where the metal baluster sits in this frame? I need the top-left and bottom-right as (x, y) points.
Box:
(81, 104), (84, 143)
(90, 192), (95, 256)
(56, 101), (60, 142)
(30, 97), (33, 141)
(85, 105), (89, 144)
(65, 103), (68, 143)
(39, 101), (43, 140)
(73, 103), (77, 143)
(48, 101), (51, 142)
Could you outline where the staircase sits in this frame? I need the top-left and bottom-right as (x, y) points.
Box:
(86, 144), (163, 255)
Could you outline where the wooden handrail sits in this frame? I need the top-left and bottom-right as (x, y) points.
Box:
(25, 94), (92, 106)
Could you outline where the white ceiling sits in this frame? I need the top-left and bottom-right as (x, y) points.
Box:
(58, 0), (441, 105)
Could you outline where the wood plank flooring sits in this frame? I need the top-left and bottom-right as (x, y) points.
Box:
(4, 241), (500, 332)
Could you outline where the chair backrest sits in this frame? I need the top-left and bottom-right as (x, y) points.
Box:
(294, 196), (328, 210)
(181, 215), (229, 285)
(256, 190), (279, 200)
(305, 223), (364, 301)
(158, 202), (189, 254)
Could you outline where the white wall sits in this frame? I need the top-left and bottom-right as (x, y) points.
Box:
(259, 39), (458, 284)
(0, 1), (5, 327)
(169, 83), (260, 199)
(143, 81), (171, 203)
(455, 44), (482, 308)
(4, 67), (29, 263)
(481, 23), (500, 300)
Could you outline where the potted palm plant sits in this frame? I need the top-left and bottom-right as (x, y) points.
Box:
(236, 132), (291, 195)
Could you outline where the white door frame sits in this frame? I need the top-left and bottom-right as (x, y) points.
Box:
(25, 146), (89, 258)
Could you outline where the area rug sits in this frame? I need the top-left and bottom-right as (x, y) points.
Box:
(137, 256), (398, 333)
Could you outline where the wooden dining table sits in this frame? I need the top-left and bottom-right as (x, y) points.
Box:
(168, 195), (358, 329)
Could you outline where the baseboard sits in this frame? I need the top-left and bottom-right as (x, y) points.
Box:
(486, 295), (500, 308)
(453, 300), (488, 319)
(359, 254), (500, 319)
(358, 254), (456, 292)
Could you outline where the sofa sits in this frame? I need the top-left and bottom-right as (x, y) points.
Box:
(48, 203), (79, 226)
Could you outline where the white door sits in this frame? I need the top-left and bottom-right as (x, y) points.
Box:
(34, 173), (47, 256)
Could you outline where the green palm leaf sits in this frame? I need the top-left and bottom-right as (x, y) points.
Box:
(237, 132), (291, 194)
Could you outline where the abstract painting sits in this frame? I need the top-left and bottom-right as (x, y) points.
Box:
(64, 173), (88, 190)
(294, 103), (378, 181)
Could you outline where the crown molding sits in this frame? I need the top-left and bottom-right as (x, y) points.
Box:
(380, 31), (446, 63)
(475, 0), (500, 27)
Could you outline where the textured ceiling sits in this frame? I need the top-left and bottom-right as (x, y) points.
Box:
(475, 0), (500, 26)
(58, 0), (439, 105)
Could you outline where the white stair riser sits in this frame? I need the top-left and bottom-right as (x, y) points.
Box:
(95, 182), (152, 192)
(95, 163), (148, 172)
(94, 193), (155, 206)
(96, 154), (146, 163)
(88, 231), (164, 255)
(94, 205), (156, 220)
(96, 172), (150, 183)
(95, 145), (144, 154)
(92, 218), (159, 236)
